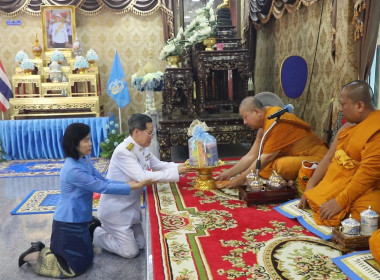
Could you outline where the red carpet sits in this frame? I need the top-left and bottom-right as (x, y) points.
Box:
(147, 161), (322, 279)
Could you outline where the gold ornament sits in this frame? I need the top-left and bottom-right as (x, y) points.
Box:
(126, 143), (134, 151)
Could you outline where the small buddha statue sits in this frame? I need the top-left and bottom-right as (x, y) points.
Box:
(217, 0), (230, 10)
(216, 0), (232, 26)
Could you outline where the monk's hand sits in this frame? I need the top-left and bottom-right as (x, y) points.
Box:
(319, 199), (342, 220)
(216, 175), (244, 189)
(216, 170), (231, 181)
(298, 195), (309, 209)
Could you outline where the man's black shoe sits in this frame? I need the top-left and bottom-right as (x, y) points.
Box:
(88, 216), (101, 240)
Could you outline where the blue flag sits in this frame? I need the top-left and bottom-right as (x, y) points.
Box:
(107, 51), (130, 108)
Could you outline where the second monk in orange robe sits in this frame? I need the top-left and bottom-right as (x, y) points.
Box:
(300, 80), (380, 227)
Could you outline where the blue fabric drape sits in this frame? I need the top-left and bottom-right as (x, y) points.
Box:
(0, 115), (115, 160)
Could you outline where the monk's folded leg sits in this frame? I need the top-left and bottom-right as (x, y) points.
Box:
(263, 156), (322, 181)
(259, 156), (303, 180)
(348, 188), (380, 223)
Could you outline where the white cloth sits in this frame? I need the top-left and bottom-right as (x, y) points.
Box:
(93, 136), (179, 258)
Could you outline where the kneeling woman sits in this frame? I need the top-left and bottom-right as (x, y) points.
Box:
(18, 123), (154, 278)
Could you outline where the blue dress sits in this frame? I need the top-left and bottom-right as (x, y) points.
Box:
(49, 156), (131, 275)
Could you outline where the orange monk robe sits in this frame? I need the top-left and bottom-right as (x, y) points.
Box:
(370, 229), (380, 264)
(259, 107), (328, 180)
(305, 110), (380, 227)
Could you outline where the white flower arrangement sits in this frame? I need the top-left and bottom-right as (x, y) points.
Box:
(141, 71), (164, 91)
(51, 49), (65, 63)
(74, 56), (89, 69)
(20, 59), (35, 71)
(159, 27), (185, 60)
(86, 49), (98, 62)
(15, 51), (28, 63)
(131, 73), (144, 92)
(183, 0), (218, 47)
(132, 71), (163, 92)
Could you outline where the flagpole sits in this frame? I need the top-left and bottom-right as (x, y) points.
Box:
(118, 108), (122, 134)
(1, 112), (3, 120)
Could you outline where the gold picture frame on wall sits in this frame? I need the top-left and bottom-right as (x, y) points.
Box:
(41, 5), (76, 51)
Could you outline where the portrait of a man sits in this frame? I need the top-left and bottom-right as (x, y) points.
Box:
(42, 6), (76, 50)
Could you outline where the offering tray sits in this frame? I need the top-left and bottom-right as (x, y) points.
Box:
(185, 159), (225, 191)
(331, 227), (369, 250)
(238, 181), (297, 206)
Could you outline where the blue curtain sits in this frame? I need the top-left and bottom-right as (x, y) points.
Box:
(0, 115), (115, 160)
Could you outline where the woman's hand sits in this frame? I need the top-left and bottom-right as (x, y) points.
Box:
(128, 179), (157, 189)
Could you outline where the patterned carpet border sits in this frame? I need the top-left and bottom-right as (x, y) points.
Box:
(0, 157), (110, 178)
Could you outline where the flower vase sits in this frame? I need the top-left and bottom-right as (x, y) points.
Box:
(167, 56), (181, 68)
(88, 60), (96, 68)
(78, 68), (87, 74)
(203, 37), (216, 51)
(32, 49), (42, 59)
(145, 89), (156, 114)
(24, 69), (33, 75)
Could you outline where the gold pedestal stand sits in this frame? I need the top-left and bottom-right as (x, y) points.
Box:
(186, 160), (225, 191)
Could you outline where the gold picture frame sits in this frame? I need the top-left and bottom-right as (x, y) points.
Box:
(41, 5), (76, 51)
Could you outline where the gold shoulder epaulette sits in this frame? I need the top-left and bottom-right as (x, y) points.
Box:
(126, 143), (134, 151)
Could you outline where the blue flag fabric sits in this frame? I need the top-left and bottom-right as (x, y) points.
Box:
(107, 51), (130, 108)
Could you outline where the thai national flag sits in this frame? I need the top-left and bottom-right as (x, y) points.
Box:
(0, 60), (13, 112)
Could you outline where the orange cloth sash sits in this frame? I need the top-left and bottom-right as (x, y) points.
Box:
(305, 110), (380, 226)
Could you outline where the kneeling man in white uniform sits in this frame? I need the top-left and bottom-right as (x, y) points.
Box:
(93, 113), (189, 258)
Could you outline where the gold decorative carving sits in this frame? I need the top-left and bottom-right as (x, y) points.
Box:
(9, 97), (102, 120)
(41, 82), (71, 97)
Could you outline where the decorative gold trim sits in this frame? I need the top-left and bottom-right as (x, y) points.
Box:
(9, 96), (101, 120)
(1, 0), (171, 17)
(352, 0), (366, 41)
(0, 0), (30, 18)
(253, 0), (318, 26)
(300, 0), (318, 7)
(284, 0), (303, 14)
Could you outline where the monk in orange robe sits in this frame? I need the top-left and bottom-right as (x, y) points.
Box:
(299, 80), (380, 227)
(370, 229), (380, 264)
(217, 95), (327, 188)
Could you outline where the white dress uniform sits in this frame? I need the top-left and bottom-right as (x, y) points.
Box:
(93, 136), (179, 258)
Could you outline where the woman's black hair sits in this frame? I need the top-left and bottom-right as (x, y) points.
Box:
(62, 123), (91, 159)
(128, 113), (153, 135)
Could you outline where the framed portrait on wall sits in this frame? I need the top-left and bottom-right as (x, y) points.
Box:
(41, 5), (76, 51)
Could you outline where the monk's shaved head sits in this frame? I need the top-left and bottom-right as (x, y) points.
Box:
(239, 96), (265, 111)
(342, 80), (374, 108)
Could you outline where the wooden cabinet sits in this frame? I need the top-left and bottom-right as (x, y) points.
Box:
(158, 27), (254, 161)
